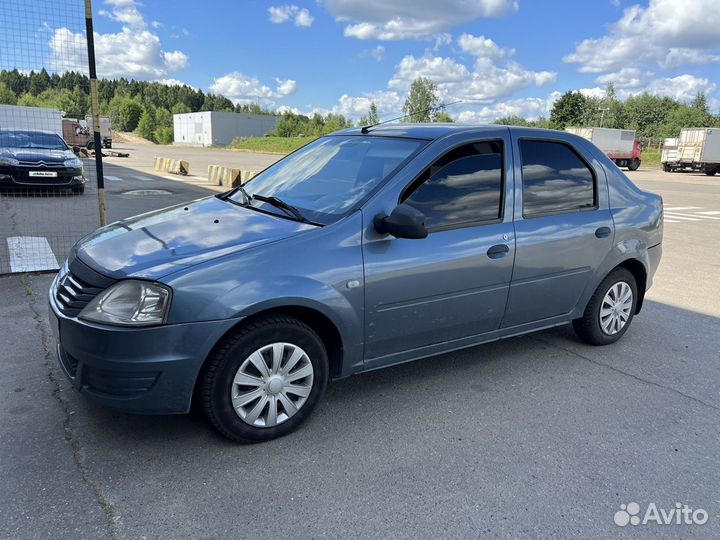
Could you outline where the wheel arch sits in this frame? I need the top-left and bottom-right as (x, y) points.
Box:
(192, 304), (345, 408)
(615, 258), (647, 314)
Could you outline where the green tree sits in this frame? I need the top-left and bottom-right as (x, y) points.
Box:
(403, 77), (442, 122)
(665, 105), (712, 136)
(368, 101), (380, 125)
(111, 97), (144, 131)
(136, 108), (157, 141)
(171, 102), (191, 115)
(623, 93), (680, 138)
(155, 127), (174, 144)
(493, 115), (530, 126)
(154, 107), (173, 129)
(16, 92), (40, 107)
(434, 111), (454, 122)
(0, 82), (16, 105)
(549, 91), (589, 129)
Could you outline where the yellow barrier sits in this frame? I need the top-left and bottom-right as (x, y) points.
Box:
(207, 165), (256, 187)
(153, 157), (189, 175)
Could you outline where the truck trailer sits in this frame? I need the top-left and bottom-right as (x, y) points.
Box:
(565, 127), (642, 170)
(0, 104), (63, 136)
(85, 115), (112, 148)
(665, 128), (720, 176)
(661, 138), (678, 171)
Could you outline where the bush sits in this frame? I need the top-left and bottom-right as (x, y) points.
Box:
(155, 127), (174, 145)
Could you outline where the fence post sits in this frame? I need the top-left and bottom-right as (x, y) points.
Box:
(84, 0), (107, 227)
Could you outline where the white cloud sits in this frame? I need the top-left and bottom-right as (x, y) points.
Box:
(564, 0), (720, 73)
(48, 0), (189, 79)
(371, 45), (385, 62)
(388, 41), (556, 104)
(332, 91), (403, 117)
(275, 78), (298, 96)
(596, 67), (652, 89)
(211, 72), (297, 106)
(644, 74), (717, 102)
(456, 92), (561, 123)
(321, 0), (518, 40)
(268, 5), (315, 27)
(155, 78), (196, 89)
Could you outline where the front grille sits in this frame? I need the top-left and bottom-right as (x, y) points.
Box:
(11, 168), (75, 185)
(17, 160), (65, 168)
(55, 270), (106, 317)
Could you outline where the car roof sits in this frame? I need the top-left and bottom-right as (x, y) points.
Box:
(0, 128), (61, 135)
(335, 123), (558, 140)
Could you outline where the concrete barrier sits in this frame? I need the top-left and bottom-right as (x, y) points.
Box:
(154, 157), (189, 175)
(207, 165), (256, 188)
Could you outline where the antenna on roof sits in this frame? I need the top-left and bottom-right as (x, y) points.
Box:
(360, 99), (463, 134)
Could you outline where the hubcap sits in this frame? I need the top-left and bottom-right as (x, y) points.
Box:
(600, 281), (633, 335)
(230, 342), (314, 428)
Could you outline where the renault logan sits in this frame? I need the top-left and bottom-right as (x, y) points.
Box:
(49, 125), (663, 442)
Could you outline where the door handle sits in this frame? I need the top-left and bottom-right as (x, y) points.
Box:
(487, 244), (510, 259)
(595, 226), (612, 239)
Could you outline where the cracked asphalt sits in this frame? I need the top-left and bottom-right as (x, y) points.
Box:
(1, 165), (719, 539)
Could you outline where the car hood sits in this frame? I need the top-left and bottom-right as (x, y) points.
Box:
(75, 196), (316, 280)
(0, 147), (73, 162)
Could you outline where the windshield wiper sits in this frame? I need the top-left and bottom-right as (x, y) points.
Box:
(236, 184), (252, 204)
(252, 194), (308, 222)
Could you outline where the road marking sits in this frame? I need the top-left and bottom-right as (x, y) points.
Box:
(664, 219), (680, 223)
(698, 211), (720, 215)
(7, 236), (59, 272)
(664, 206), (700, 211)
(132, 175), (153, 182)
(666, 211), (720, 220)
(104, 175), (123, 182)
(664, 214), (700, 221)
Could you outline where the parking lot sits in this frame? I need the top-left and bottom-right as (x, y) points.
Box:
(1, 152), (719, 538)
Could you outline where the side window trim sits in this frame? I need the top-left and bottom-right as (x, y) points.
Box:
(399, 139), (506, 233)
(518, 137), (598, 220)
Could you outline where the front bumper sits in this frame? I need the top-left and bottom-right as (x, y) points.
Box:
(48, 281), (241, 414)
(0, 165), (85, 188)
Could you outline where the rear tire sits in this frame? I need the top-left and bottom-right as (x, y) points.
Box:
(627, 159), (641, 171)
(705, 169), (717, 176)
(201, 316), (329, 443)
(573, 268), (637, 346)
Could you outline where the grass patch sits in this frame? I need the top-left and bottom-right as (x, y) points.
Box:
(228, 136), (316, 155)
(642, 148), (661, 168)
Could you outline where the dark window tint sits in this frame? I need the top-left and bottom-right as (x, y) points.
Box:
(402, 141), (503, 229)
(520, 140), (595, 217)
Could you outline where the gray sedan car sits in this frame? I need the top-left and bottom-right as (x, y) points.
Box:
(49, 124), (663, 442)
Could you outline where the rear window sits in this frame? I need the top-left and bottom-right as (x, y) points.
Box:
(519, 140), (596, 218)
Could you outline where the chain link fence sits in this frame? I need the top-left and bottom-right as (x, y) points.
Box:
(0, 0), (103, 274)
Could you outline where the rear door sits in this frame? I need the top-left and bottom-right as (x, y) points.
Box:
(362, 132), (515, 365)
(502, 131), (614, 328)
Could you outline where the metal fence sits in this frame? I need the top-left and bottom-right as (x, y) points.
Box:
(0, 0), (104, 275)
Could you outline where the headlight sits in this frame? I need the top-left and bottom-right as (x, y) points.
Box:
(0, 157), (19, 166)
(64, 157), (83, 168)
(78, 280), (171, 326)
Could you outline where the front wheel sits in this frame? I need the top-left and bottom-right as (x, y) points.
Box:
(705, 169), (717, 176)
(627, 159), (641, 171)
(201, 316), (329, 443)
(573, 268), (637, 345)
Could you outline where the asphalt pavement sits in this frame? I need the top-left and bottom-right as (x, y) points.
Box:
(1, 163), (719, 539)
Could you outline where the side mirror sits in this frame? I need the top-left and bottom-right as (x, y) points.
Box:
(374, 203), (428, 239)
(72, 145), (81, 155)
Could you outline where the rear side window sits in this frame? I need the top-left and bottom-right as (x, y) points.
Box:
(519, 140), (596, 218)
(402, 141), (503, 230)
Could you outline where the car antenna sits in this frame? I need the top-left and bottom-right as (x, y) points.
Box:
(360, 100), (463, 134)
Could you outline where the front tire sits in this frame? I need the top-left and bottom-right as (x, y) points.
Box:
(573, 268), (637, 345)
(71, 184), (85, 195)
(627, 158), (641, 171)
(201, 316), (329, 443)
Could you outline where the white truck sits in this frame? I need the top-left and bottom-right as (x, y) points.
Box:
(0, 104), (63, 136)
(84, 114), (113, 148)
(565, 127), (642, 170)
(665, 128), (720, 176)
(660, 138), (679, 171)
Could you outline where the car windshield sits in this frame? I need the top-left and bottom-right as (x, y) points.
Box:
(230, 135), (426, 224)
(0, 130), (68, 150)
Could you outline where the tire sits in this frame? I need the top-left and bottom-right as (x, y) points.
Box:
(662, 163), (671, 172)
(627, 159), (641, 171)
(573, 268), (638, 346)
(705, 169), (717, 176)
(201, 316), (329, 443)
(71, 184), (85, 195)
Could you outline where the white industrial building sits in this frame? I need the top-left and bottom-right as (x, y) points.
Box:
(173, 111), (279, 146)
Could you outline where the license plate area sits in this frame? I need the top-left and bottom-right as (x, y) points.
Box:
(29, 170), (58, 177)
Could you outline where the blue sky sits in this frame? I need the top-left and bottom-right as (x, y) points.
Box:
(4, 0), (720, 120)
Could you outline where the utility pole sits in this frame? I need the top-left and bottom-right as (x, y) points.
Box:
(598, 107), (610, 128)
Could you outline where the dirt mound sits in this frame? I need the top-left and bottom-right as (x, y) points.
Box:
(114, 131), (155, 145)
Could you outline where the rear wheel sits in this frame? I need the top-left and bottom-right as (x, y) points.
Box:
(705, 169), (717, 176)
(201, 316), (329, 443)
(627, 158), (641, 171)
(573, 268), (637, 345)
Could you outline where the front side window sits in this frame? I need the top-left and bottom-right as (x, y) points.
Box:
(520, 140), (596, 218)
(402, 141), (504, 230)
(229, 135), (425, 224)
